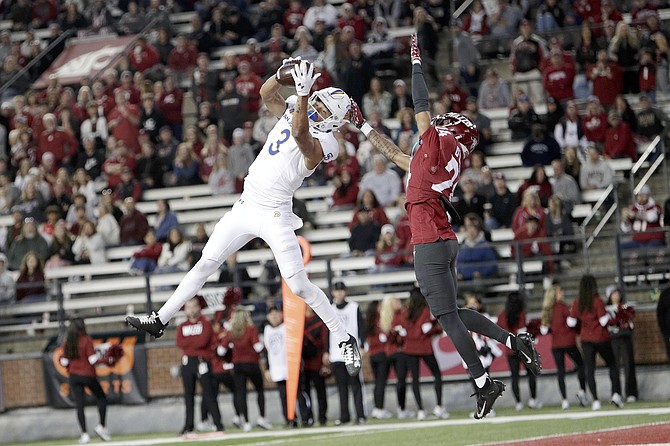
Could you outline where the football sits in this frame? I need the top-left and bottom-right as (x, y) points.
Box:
(276, 60), (311, 87)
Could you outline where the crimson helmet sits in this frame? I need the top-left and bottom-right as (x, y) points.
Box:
(430, 112), (479, 155)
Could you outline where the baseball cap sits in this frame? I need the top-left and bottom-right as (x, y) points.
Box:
(638, 185), (651, 195)
(233, 128), (245, 138)
(493, 172), (506, 180)
(546, 97), (557, 105)
(393, 79), (406, 88)
(381, 224), (395, 235)
(333, 281), (347, 291)
(518, 94), (530, 102)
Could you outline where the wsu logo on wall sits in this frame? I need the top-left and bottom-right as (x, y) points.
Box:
(34, 35), (137, 89)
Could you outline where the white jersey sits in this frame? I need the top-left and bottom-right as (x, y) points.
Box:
(264, 323), (287, 382)
(328, 301), (360, 362)
(243, 96), (339, 208)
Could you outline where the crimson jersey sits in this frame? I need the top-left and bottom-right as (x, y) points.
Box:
(569, 296), (609, 343)
(549, 301), (578, 348)
(405, 125), (464, 244)
(61, 335), (96, 377)
(176, 315), (216, 360)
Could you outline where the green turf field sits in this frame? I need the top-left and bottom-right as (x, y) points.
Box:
(6, 402), (670, 446)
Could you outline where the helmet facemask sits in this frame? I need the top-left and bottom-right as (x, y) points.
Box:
(307, 87), (352, 133)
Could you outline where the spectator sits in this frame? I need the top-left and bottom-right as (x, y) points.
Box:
(227, 128), (255, 193)
(638, 49), (657, 102)
(581, 96), (608, 149)
(8, 218), (49, 270)
(283, 0), (306, 38)
(350, 189), (390, 230)
(155, 228), (191, 274)
(339, 40), (374, 106)
(108, 90), (141, 155)
(439, 74), (468, 114)
(453, 177), (486, 226)
(521, 124), (561, 167)
(362, 78), (392, 120)
(15, 251), (47, 302)
(136, 142), (163, 190)
(86, 0), (114, 35)
(603, 111), (636, 160)
(129, 228), (162, 274)
(389, 80), (413, 120)
(605, 286), (638, 403)
(96, 203), (119, 247)
(358, 155), (402, 207)
(172, 143), (200, 187)
(451, 19), (481, 97)
(580, 144), (613, 191)
(156, 126), (178, 178)
(510, 19), (546, 105)
(139, 94), (165, 144)
(512, 215), (555, 276)
(119, 197), (148, 246)
(188, 223), (209, 267)
(103, 140), (136, 191)
(348, 207), (381, 256)
(620, 185), (665, 250)
(543, 50), (575, 103)
(72, 221), (107, 265)
(303, 0), (338, 31)
(153, 28), (174, 66)
(517, 165), (553, 207)
(14, 178), (47, 222)
(545, 195), (577, 265)
(330, 169), (359, 209)
(536, 0), (566, 33)
(76, 136), (105, 181)
(218, 307), (271, 432)
(44, 220), (74, 269)
(554, 101), (586, 151)
(80, 101), (108, 147)
(0, 253), (15, 304)
(156, 75), (184, 140)
(167, 34), (198, 79)
(636, 94), (669, 161)
(656, 286), (670, 362)
(608, 22), (640, 94)
(414, 7), (440, 84)
(457, 213), (498, 281)
(373, 224), (405, 272)
(497, 291), (541, 410)
(291, 26), (319, 63)
(477, 68), (511, 110)
(588, 49), (622, 108)
(116, 1), (144, 35)
(551, 160), (581, 208)
(154, 199), (179, 243)
(512, 189), (546, 234)
(463, 98), (493, 154)
(540, 283), (587, 410)
(114, 167), (142, 205)
(208, 151), (235, 197)
(38, 113), (78, 168)
(615, 95), (638, 134)
(562, 146), (581, 186)
(508, 95), (542, 141)
(485, 172), (518, 230)
(234, 61), (263, 118)
(567, 274), (624, 410)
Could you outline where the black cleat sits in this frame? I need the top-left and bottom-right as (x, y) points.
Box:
(515, 332), (542, 375)
(126, 311), (167, 338)
(338, 334), (361, 376)
(472, 378), (505, 420)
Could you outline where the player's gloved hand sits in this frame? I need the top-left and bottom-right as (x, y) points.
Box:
(348, 98), (366, 129)
(411, 34), (422, 65)
(291, 60), (321, 97)
(275, 56), (302, 80)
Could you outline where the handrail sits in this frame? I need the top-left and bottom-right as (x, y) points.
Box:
(0, 28), (75, 96)
(586, 202), (618, 249)
(580, 183), (614, 229)
(631, 136), (660, 176)
(633, 153), (666, 196)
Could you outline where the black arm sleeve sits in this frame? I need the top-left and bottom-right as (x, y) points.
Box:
(357, 307), (365, 346)
(412, 63), (430, 114)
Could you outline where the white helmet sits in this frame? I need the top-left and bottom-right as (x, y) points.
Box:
(307, 87), (352, 133)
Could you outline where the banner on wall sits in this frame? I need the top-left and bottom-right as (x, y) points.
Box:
(42, 331), (147, 408)
(33, 35), (137, 89)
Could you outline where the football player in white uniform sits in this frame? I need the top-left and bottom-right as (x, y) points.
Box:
(127, 60), (362, 376)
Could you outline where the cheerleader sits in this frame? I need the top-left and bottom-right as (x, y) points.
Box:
(540, 284), (587, 410)
(365, 300), (392, 419)
(606, 286), (638, 403)
(379, 294), (411, 418)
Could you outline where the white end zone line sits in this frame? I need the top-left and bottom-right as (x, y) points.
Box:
(57, 407), (670, 446)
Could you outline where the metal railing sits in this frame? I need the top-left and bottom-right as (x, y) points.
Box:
(0, 28), (75, 96)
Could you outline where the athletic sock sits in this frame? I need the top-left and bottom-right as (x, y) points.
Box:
(506, 334), (517, 350)
(474, 374), (489, 389)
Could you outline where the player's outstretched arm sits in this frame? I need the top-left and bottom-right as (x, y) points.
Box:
(349, 99), (410, 172)
(410, 34), (431, 134)
(260, 57), (303, 118)
(291, 61), (323, 170)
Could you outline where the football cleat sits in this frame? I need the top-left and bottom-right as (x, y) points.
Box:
(516, 332), (542, 376)
(125, 311), (167, 338)
(338, 334), (361, 376)
(472, 378), (505, 420)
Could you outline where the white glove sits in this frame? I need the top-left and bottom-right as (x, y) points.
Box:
(291, 60), (321, 97)
(275, 56), (302, 80)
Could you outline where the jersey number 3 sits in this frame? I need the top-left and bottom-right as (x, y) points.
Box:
(268, 129), (291, 155)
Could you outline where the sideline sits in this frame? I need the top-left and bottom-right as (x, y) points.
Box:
(54, 407), (670, 446)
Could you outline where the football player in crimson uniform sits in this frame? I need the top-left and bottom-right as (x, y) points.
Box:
(348, 34), (542, 419)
